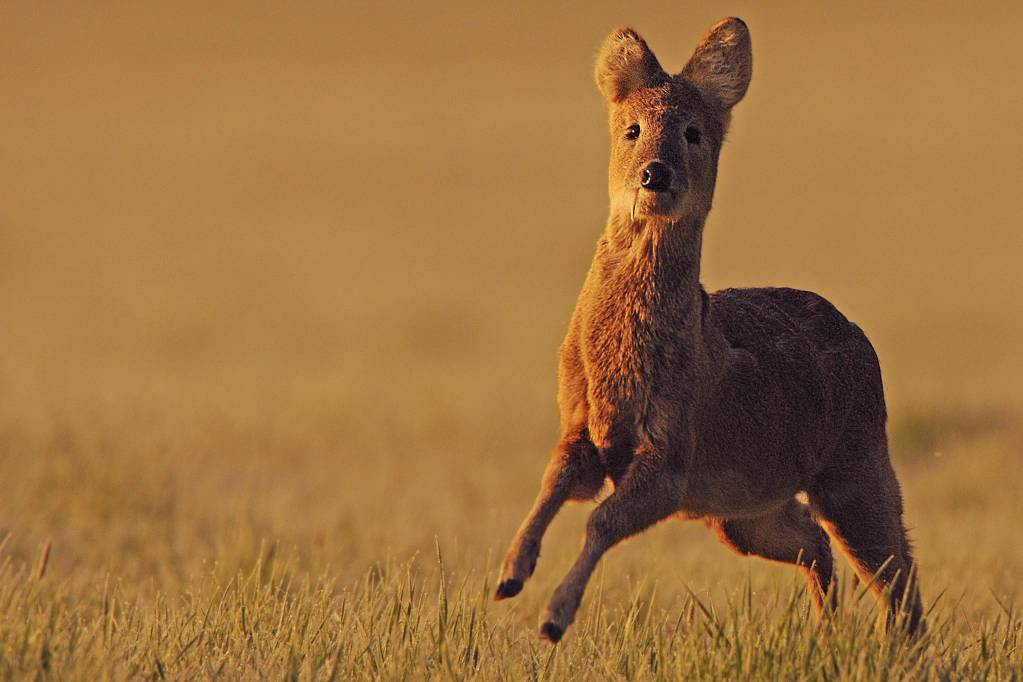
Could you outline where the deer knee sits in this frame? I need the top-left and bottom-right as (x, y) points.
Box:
(546, 436), (605, 501)
(584, 508), (615, 545)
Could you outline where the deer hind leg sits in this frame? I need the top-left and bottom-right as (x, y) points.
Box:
(809, 445), (924, 634)
(711, 497), (837, 615)
(539, 462), (682, 643)
(495, 432), (605, 600)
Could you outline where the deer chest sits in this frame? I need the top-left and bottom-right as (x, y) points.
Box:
(579, 308), (658, 450)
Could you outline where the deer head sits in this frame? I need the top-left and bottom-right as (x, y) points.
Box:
(596, 18), (752, 226)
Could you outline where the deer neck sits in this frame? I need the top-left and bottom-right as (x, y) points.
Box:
(596, 212), (707, 329)
(583, 212), (723, 451)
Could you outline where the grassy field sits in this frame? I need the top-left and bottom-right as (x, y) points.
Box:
(2, 2), (1022, 679)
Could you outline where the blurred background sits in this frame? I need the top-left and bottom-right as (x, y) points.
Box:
(1, 2), (1020, 611)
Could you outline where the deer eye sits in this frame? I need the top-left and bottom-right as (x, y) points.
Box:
(684, 126), (701, 146)
(624, 124), (640, 140)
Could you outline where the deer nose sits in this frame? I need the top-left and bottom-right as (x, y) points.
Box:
(640, 161), (671, 192)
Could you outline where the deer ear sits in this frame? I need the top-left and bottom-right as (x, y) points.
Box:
(595, 28), (667, 103)
(680, 17), (752, 110)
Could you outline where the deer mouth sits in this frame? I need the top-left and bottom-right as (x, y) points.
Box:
(633, 187), (680, 218)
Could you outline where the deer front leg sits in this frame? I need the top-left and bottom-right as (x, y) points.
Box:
(539, 462), (682, 642)
(495, 431), (604, 600)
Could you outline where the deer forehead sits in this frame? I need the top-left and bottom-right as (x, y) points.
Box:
(610, 80), (715, 130)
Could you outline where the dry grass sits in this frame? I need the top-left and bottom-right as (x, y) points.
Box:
(1, 2), (1022, 679)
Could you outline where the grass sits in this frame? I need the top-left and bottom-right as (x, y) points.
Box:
(2, 540), (1020, 679)
(0, 406), (1020, 679)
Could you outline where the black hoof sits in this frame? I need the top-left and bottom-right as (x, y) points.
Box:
(494, 579), (523, 600)
(539, 621), (563, 643)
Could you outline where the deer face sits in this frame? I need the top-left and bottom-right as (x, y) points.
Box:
(596, 19), (752, 223)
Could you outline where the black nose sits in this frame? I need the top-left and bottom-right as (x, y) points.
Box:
(641, 161), (671, 192)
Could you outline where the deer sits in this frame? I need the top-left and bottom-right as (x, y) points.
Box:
(493, 17), (923, 643)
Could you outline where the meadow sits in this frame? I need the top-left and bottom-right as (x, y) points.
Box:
(1, 3), (1021, 679)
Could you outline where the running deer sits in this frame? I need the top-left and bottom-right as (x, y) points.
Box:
(494, 17), (923, 643)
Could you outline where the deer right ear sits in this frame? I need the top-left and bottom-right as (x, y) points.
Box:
(680, 17), (752, 110)
(595, 28), (666, 103)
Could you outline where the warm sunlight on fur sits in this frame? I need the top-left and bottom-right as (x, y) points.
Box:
(496, 18), (922, 644)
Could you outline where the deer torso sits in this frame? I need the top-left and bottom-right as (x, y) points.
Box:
(559, 222), (879, 514)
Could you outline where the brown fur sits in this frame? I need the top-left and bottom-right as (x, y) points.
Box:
(495, 18), (923, 643)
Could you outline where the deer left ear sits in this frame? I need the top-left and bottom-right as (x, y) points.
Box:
(680, 17), (752, 110)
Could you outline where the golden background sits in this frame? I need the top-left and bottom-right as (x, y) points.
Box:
(1, 2), (1020, 664)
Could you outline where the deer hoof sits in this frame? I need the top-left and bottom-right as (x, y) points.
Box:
(494, 579), (523, 600)
(539, 621), (563, 643)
